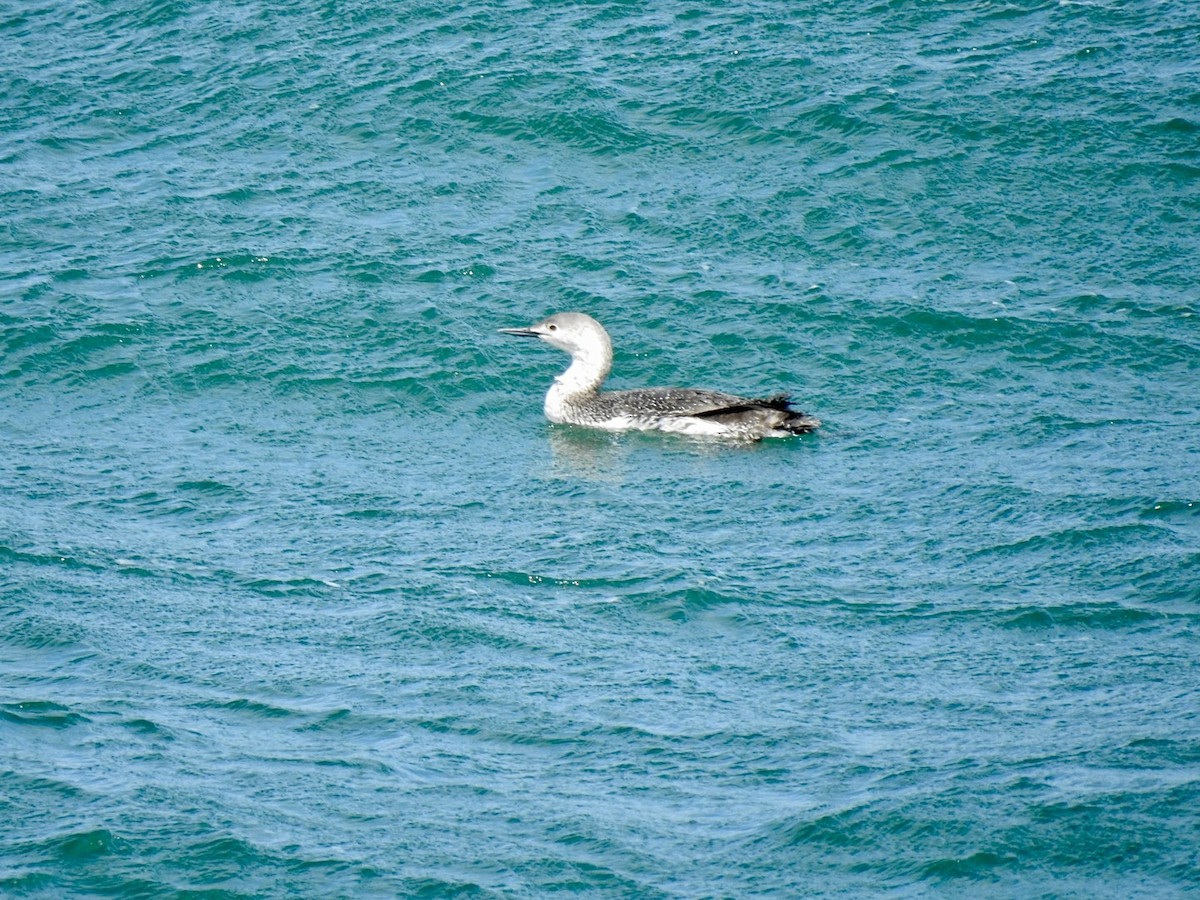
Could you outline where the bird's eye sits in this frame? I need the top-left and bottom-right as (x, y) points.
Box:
(547, 324), (557, 331)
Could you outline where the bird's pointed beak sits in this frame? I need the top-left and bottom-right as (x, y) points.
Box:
(498, 326), (541, 338)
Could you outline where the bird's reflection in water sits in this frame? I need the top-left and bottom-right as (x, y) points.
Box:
(544, 424), (627, 481)
(543, 422), (756, 481)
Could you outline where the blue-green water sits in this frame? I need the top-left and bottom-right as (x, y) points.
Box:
(3, 0), (1199, 895)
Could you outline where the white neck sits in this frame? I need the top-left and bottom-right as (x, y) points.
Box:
(544, 347), (611, 423)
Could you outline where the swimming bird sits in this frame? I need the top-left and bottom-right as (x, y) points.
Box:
(499, 312), (820, 440)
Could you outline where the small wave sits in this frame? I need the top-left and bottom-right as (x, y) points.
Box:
(1, 700), (90, 729)
(1139, 499), (1200, 522)
(968, 522), (1171, 560)
(240, 575), (344, 597)
(141, 252), (279, 283)
(196, 698), (301, 720)
(921, 850), (1018, 881)
(54, 828), (127, 862)
(0, 545), (104, 574)
(999, 603), (1163, 631)
(119, 717), (177, 740)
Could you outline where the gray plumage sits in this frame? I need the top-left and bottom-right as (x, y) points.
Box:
(499, 312), (820, 440)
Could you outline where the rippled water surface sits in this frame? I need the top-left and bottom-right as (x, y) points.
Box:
(3, 1), (1199, 896)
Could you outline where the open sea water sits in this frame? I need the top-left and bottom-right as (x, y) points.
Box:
(3, 0), (1199, 896)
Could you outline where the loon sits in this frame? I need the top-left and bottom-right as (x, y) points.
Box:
(499, 312), (820, 440)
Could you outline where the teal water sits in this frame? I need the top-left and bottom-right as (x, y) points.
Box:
(3, 0), (1199, 896)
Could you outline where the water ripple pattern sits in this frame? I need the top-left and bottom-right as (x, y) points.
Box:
(2, 0), (1198, 896)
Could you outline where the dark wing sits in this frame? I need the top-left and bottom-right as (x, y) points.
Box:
(692, 392), (820, 434)
(600, 388), (758, 417)
(598, 389), (819, 434)
(692, 392), (795, 418)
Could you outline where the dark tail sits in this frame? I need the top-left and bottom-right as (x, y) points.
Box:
(761, 394), (820, 434)
(693, 393), (821, 434)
